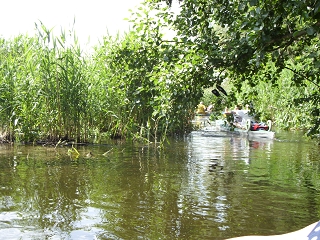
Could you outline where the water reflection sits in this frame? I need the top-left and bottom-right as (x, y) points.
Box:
(184, 132), (274, 233)
(0, 133), (319, 239)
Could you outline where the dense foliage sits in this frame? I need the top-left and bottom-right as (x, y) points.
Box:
(0, 0), (319, 144)
(155, 0), (320, 137)
(0, 3), (203, 144)
(0, 27), (96, 143)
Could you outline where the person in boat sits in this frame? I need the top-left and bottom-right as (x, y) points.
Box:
(206, 103), (214, 113)
(233, 104), (240, 111)
(226, 220), (319, 239)
(196, 101), (206, 115)
(244, 104), (250, 112)
(232, 105), (242, 123)
(231, 105), (244, 129)
(231, 104), (253, 129)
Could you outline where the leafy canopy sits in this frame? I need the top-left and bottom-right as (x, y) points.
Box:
(151, 0), (320, 136)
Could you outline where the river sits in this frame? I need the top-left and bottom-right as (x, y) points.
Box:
(0, 130), (319, 239)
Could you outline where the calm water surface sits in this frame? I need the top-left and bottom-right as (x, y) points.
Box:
(0, 131), (319, 239)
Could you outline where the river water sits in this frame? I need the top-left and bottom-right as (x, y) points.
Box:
(0, 130), (319, 239)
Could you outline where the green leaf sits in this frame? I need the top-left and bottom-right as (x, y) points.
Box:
(249, 0), (258, 6)
(292, 31), (300, 38)
(238, 2), (247, 11)
(314, 61), (320, 68)
(306, 27), (315, 36)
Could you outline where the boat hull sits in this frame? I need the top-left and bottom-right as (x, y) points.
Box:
(201, 120), (275, 139)
(237, 129), (275, 139)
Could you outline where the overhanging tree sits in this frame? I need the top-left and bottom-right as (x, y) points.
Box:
(152, 0), (320, 136)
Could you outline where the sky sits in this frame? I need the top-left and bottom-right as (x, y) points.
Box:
(0, 0), (144, 48)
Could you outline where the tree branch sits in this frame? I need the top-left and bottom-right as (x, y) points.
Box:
(264, 20), (320, 49)
(284, 66), (320, 89)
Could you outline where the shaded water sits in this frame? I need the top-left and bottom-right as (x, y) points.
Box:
(0, 131), (319, 239)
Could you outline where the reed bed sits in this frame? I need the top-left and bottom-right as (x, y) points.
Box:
(0, 23), (198, 144)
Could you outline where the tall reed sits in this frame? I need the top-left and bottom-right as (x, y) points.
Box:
(0, 19), (200, 144)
